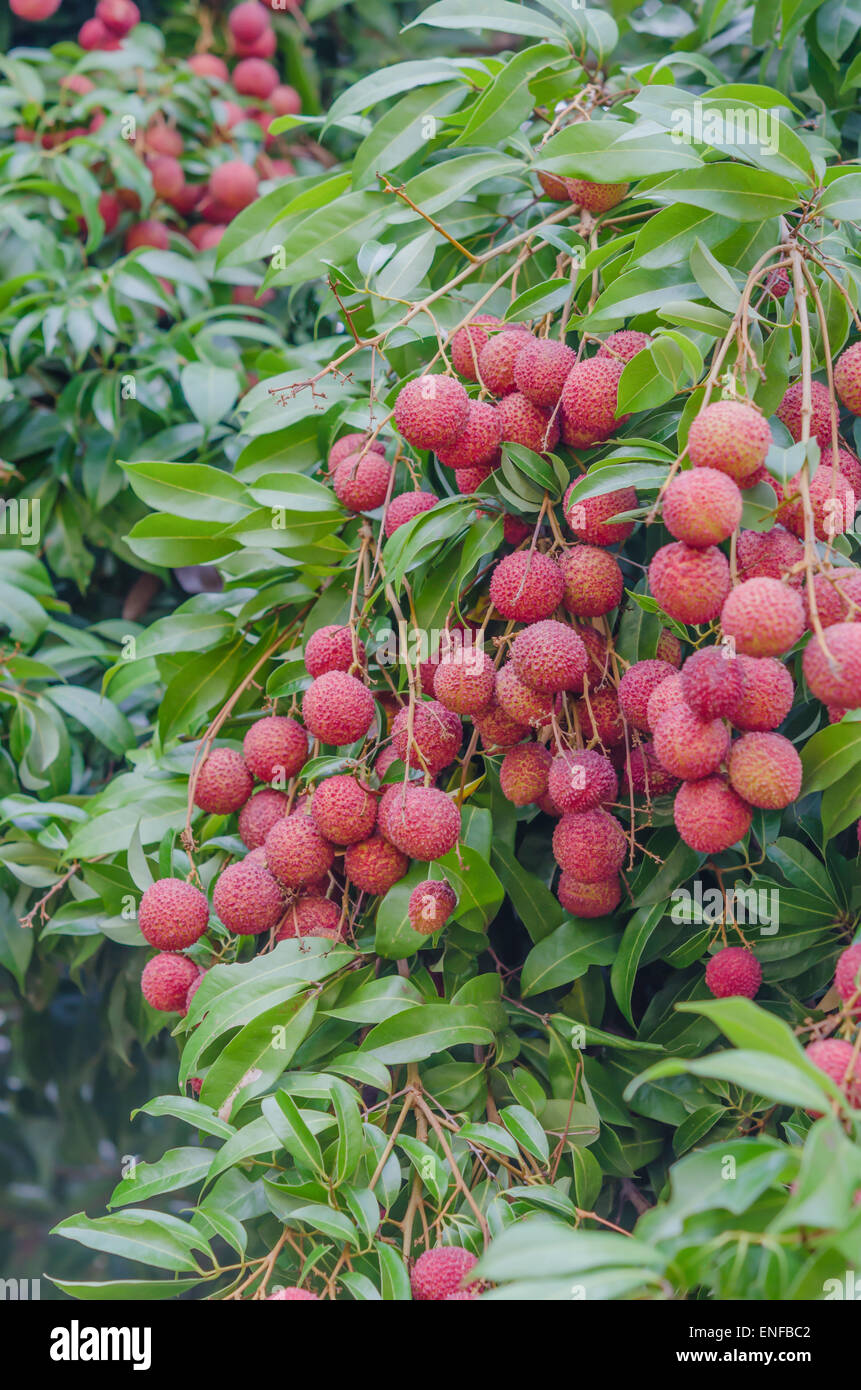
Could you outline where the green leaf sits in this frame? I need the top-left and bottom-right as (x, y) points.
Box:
(522, 919), (621, 996)
(360, 1004), (494, 1063)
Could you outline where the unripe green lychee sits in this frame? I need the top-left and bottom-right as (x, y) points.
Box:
(673, 775), (753, 853)
(450, 315), (503, 381)
(382, 785), (461, 861)
(489, 550), (563, 622)
(802, 622), (861, 707)
(731, 655), (794, 731)
(649, 542), (731, 625)
(212, 858), (285, 934)
(513, 339), (577, 409)
(511, 620), (588, 694)
(721, 577), (804, 657)
(567, 179), (628, 212)
(495, 662), (557, 727)
(238, 788), (289, 848)
(343, 834), (409, 894)
(560, 546), (623, 616)
(310, 774), (377, 844)
(618, 659), (678, 731)
(302, 671), (376, 745)
(560, 357), (626, 448)
(597, 331), (651, 362)
(653, 704), (730, 780)
(563, 477), (638, 546)
(552, 808), (627, 882)
(391, 699), (462, 774)
(394, 375), (470, 450)
(557, 871), (621, 918)
(141, 952), (201, 1013)
(499, 743), (553, 806)
(194, 747), (254, 814)
(304, 624), (365, 678)
(681, 646), (744, 720)
(547, 748), (617, 813)
(243, 715), (307, 783)
(776, 379), (833, 449)
(333, 452), (392, 512)
(276, 895), (343, 941)
(264, 813), (335, 888)
(727, 731), (802, 809)
(646, 672), (686, 733)
(433, 648), (496, 715)
(686, 401), (770, 483)
(737, 527), (804, 585)
(705, 947), (761, 999)
(662, 468), (742, 547)
(834, 342), (861, 414)
(410, 1247), (479, 1301)
(139, 877), (210, 950)
(496, 391), (560, 452)
(384, 490), (438, 538)
(327, 432), (386, 474)
(477, 327), (534, 395)
(408, 880), (457, 934)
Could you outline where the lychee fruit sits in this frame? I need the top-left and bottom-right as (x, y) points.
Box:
(557, 872), (621, 918)
(266, 1287), (320, 1301)
(662, 468), (742, 547)
(391, 700), (461, 774)
(727, 731), (802, 809)
(834, 342), (861, 414)
(574, 684), (624, 747)
(597, 331), (651, 363)
(276, 895), (343, 941)
(823, 444), (861, 496)
(333, 453), (392, 513)
(802, 622), (861, 707)
(302, 671), (376, 745)
(681, 646), (744, 720)
(454, 464), (494, 493)
(649, 542), (731, 625)
(646, 671), (686, 732)
(618, 659), (678, 731)
(503, 513), (533, 546)
(805, 1038), (861, 1108)
(511, 620), (587, 694)
(304, 624), (364, 678)
(496, 392), (560, 453)
(78, 16), (121, 48)
(264, 814), (335, 888)
(736, 527), (804, 586)
(499, 743), (553, 806)
(552, 809), (627, 881)
(139, 878), (209, 951)
(243, 715), (307, 782)
(495, 662), (557, 728)
(228, 1), (270, 44)
(408, 880), (457, 934)
(779, 462), (854, 542)
(721, 577), (804, 657)
(776, 379), (833, 449)
(489, 550), (564, 622)
(835, 943), (861, 1012)
(731, 655), (794, 731)
(344, 835), (409, 895)
(621, 741), (680, 797)
(194, 747), (254, 814)
(567, 179), (628, 213)
(394, 375), (470, 450)
(656, 629), (683, 668)
(560, 357), (626, 448)
(141, 953), (201, 1013)
(232, 57), (279, 99)
(705, 947), (762, 999)
(477, 328), (534, 396)
(212, 859), (285, 935)
(381, 785), (461, 861)
(328, 432), (386, 473)
(653, 704), (730, 780)
(548, 748), (617, 813)
(563, 477), (637, 546)
(560, 547), (623, 617)
(209, 160), (259, 212)
(804, 569), (861, 628)
(189, 53), (230, 80)
(433, 648), (496, 715)
(418, 626), (474, 695)
(125, 220), (170, 253)
(687, 401), (770, 483)
(238, 788), (289, 849)
(410, 1247), (479, 1301)
(474, 702), (530, 751)
(435, 401), (502, 470)
(310, 775), (377, 845)
(537, 170), (572, 201)
(148, 155), (185, 201)
(384, 490), (437, 537)
(513, 339), (577, 409)
(450, 315), (503, 381)
(673, 775), (753, 853)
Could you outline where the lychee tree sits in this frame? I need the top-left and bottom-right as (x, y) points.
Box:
(8, 0), (861, 1299)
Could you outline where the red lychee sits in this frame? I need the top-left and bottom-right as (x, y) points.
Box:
(311, 775), (377, 845)
(705, 947), (762, 999)
(391, 700), (462, 775)
(243, 715), (307, 783)
(646, 671), (686, 733)
(450, 315), (503, 381)
(547, 748), (617, 813)
(496, 392), (560, 453)
(125, 220), (170, 253)
(776, 380), (833, 449)
(557, 872), (621, 918)
(228, 1), (270, 44)
(327, 432), (386, 473)
(381, 786), (461, 861)
(513, 339), (577, 409)
(681, 646), (744, 720)
(673, 775), (753, 853)
(511, 620), (587, 694)
(194, 747), (254, 814)
(560, 358), (626, 448)
(552, 809), (627, 882)
(499, 743), (553, 806)
(435, 401), (502, 471)
(662, 468), (742, 547)
(267, 1287), (320, 1301)
(408, 880), (457, 934)
(649, 542), (731, 625)
(621, 741), (680, 797)
(653, 704), (730, 780)
(618, 659), (678, 732)
(276, 895), (343, 941)
(264, 814), (335, 888)
(433, 648), (496, 715)
(209, 160), (259, 212)
(567, 179), (628, 213)
(805, 1039), (861, 1108)
(141, 953), (201, 1013)
(727, 731), (802, 809)
(802, 622), (861, 707)
(304, 624), (364, 678)
(189, 53), (230, 80)
(736, 527), (804, 586)
(721, 578), (804, 658)
(597, 331), (651, 363)
(804, 569), (861, 628)
(139, 878), (209, 951)
(302, 671), (376, 745)
(394, 376), (470, 450)
(495, 662), (557, 728)
(238, 788), (289, 849)
(834, 342), (861, 414)
(232, 58), (279, 99)
(477, 328), (534, 396)
(687, 401), (770, 483)
(560, 546), (623, 617)
(474, 702), (530, 751)
(344, 835), (409, 894)
(212, 859), (285, 935)
(489, 550), (563, 622)
(731, 656), (794, 732)
(410, 1247), (479, 1301)
(333, 453), (392, 512)
(835, 943), (861, 1012)
(563, 477), (637, 546)
(573, 684), (624, 747)
(384, 490), (438, 537)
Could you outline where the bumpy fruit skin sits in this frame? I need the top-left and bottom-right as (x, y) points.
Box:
(194, 748), (254, 814)
(302, 671), (376, 745)
(537, 170), (572, 201)
(687, 402), (770, 483)
(548, 749), (617, 813)
(574, 684), (624, 747)
(804, 569), (861, 628)
(503, 514), (533, 545)
(560, 358), (626, 448)
(499, 743), (553, 806)
(496, 662), (556, 727)
(267, 1287), (320, 1301)
(434, 648), (495, 716)
(721, 577), (804, 658)
(450, 315), (503, 381)
(802, 622), (861, 707)
(563, 478), (637, 546)
(557, 872), (621, 917)
(653, 704), (730, 780)
(454, 464), (494, 493)
(229, 1), (270, 43)
(560, 546), (623, 617)
(276, 895), (342, 941)
(567, 179), (628, 212)
(233, 57), (279, 98)
(776, 379), (833, 449)
(384, 490), (438, 537)
(681, 647), (744, 720)
(212, 859), (285, 935)
(834, 342), (861, 414)
(139, 878), (209, 951)
(778, 463), (853, 542)
(489, 550), (563, 622)
(618, 660), (677, 732)
(727, 731), (802, 809)
(496, 392), (560, 453)
(673, 776), (753, 853)
(477, 328), (534, 395)
(511, 620), (587, 694)
(513, 339), (577, 409)
(553, 809), (627, 881)
(243, 715), (308, 782)
(408, 880), (457, 934)
(209, 160), (258, 212)
(344, 835), (409, 894)
(238, 788), (288, 849)
(410, 1247), (479, 1301)
(622, 741), (680, 796)
(125, 219), (170, 253)
(185, 973), (204, 1011)
(474, 702), (530, 751)
(311, 775), (376, 844)
(436, 401), (501, 470)
(597, 331), (651, 362)
(646, 672), (686, 733)
(731, 656), (794, 732)
(662, 468), (742, 547)
(391, 700), (462, 774)
(264, 814), (335, 888)
(823, 444), (861, 496)
(835, 943), (861, 1011)
(805, 1039), (861, 1108)
(737, 527), (804, 585)
(333, 453), (392, 512)
(304, 624), (364, 678)
(141, 953), (201, 1013)
(382, 786), (461, 861)
(649, 543), (731, 625)
(394, 375), (470, 450)
(705, 947), (762, 999)
(327, 432), (386, 473)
